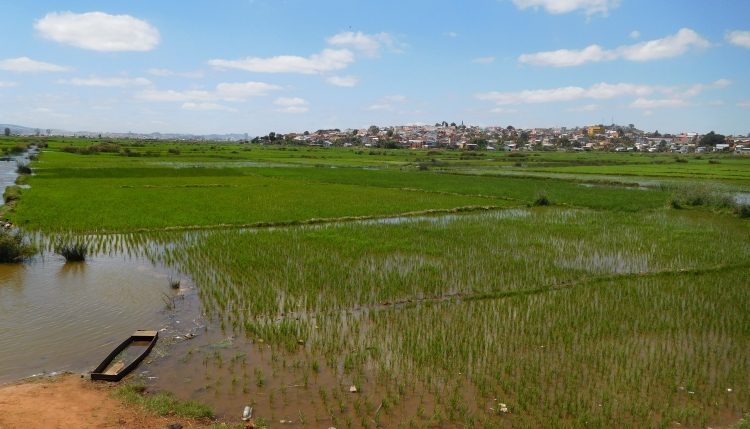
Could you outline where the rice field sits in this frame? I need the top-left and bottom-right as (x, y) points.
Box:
(60, 207), (750, 428)
(6, 138), (750, 427)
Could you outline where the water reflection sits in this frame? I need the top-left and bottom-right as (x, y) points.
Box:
(0, 253), (187, 383)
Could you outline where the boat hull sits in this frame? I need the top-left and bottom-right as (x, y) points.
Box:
(90, 331), (158, 382)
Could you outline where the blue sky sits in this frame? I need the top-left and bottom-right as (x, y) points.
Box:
(1, 0), (749, 135)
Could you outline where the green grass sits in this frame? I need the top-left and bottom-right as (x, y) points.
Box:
(111, 383), (214, 419)
(6, 137), (750, 428)
(11, 165), (508, 232)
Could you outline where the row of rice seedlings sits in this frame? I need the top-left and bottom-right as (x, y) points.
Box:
(158, 267), (749, 428)
(140, 208), (749, 321)
(298, 269), (750, 428)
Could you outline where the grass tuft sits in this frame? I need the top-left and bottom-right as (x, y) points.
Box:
(0, 229), (37, 263)
(16, 161), (32, 175)
(532, 189), (550, 206)
(111, 383), (214, 419)
(55, 240), (88, 261)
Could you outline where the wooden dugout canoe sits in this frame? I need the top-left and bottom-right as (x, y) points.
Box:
(90, 330), (158, 382)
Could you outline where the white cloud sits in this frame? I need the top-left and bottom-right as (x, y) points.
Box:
(725, 30), (750, 48)
(490, 108), (519, 113)
(630, 31), (640, 39)
(628, 99), (691, 109)
(446, 32), (458, 37)
(0, 57), (73, 73)
(209, 31), (399, 75)
(643, 111), (653, 116)
(34, 12), (160, 52)
(475, 79), (731, 105)
(326, 31), (396, 57)
(181, 102), (237, 112)
(327, 75), (360, 87)
(512, 0), (620, 16)
(274, 97), (308, 107)
(57, 76), (153, 87)
(618, 29), (711, 61)
(382, 95), (407, 103)
(0, 81), (19, 87)
(737, 101), (750, 108)
(136, 81), (282, 102)
(564, 103), (601, 112)
(365, 104), (395, 111)
(273, 97), (309, 113)
(208, 48), (354, 74)
(519, 28), (711, 67)
(146, 68), (205, 78)
(473, 57), (495, 63)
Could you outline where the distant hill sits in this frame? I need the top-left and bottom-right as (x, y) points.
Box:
(0, 124), (251, 140)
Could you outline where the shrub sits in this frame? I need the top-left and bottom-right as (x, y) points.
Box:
(168, 147), (182, 155)
(0, 229), (37, 263)
(56, 241), (88, 262)
(670, 182), (733, 207)
(60, 146), (81, 154)
(427, 150), (444, 156)
(15, 161), (31, 175)
(709, 159), (720, 164)
(533, 190), (550, 206)
(737, 205), (750, 219)
(674, 157), (688, 163)
(10, 144), (28, 153)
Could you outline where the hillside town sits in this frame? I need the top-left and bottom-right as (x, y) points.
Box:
(265, 123), (750, 154)
(4, 122), (750, 154)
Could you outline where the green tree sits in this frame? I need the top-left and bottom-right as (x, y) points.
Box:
(268, 132), (276, 141)
(4, 128), (9, 137)
(368, 125), (379, 134)
(471, 137), (488, 150)
(386, 129), (394, 138)
(699, 131), (725, 147)
(450, 122), (456, 127)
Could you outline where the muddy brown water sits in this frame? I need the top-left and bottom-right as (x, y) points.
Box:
(0, 253), (187, 384)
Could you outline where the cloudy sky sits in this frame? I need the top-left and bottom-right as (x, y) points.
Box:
(1, 0), (749, 135)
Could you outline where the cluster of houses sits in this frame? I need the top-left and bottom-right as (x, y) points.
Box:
(277, 123), (750, 154)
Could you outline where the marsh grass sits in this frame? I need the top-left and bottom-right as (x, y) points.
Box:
(0, 229), (37, 262)
(669, 182), (734, 207)
(55, 240), (88, 261)
(15, 160), (31, 175)
(111, 383), (213, 419)
(3, 186), (22, 203)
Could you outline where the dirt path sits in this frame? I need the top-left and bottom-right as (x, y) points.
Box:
(0, 373), (202, 429)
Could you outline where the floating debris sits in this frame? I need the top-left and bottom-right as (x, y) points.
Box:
(242, 406), (253, 421)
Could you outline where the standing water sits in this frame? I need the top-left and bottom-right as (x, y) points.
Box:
(0, 252), (189, 384)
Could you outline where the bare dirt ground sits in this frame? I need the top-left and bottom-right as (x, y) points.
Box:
(0, 373), (202, 429)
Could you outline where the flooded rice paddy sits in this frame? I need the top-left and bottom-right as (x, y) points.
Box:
(1, 208), (749, 428)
